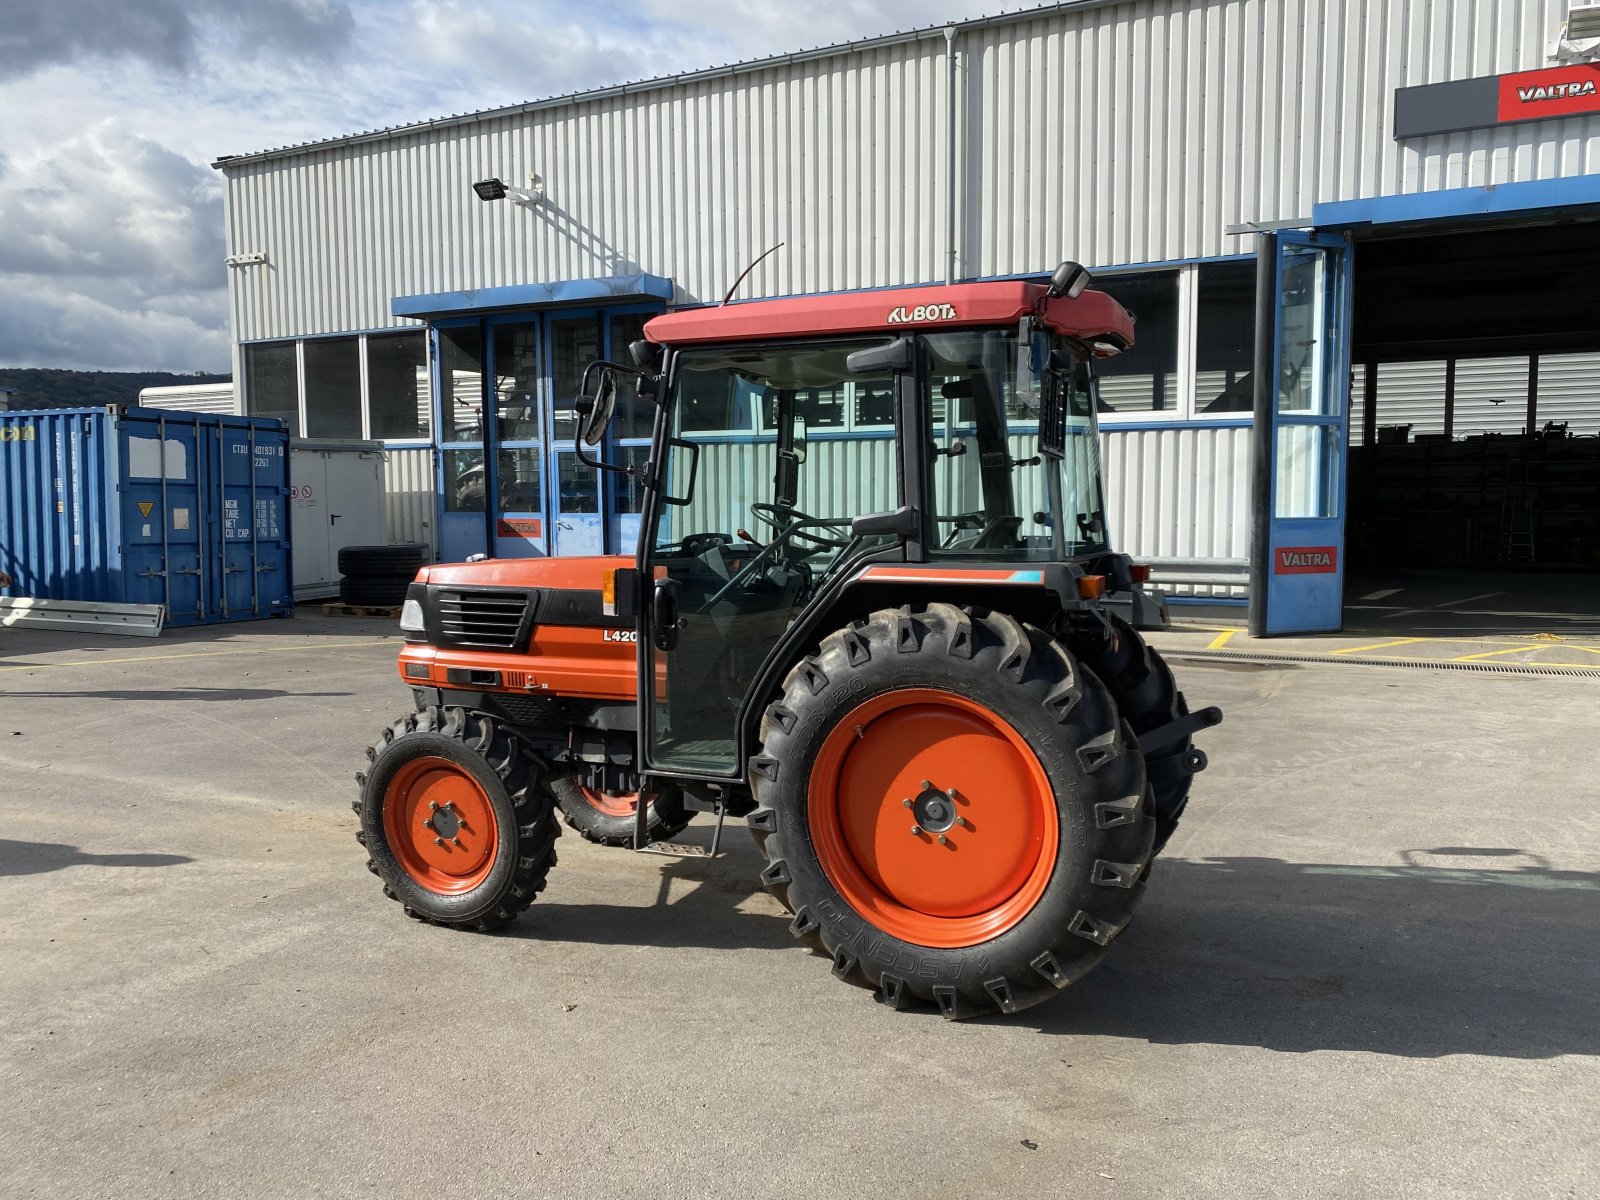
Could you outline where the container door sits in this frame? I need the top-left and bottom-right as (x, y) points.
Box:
(546, 312), (604, 556)
(219, 421), (291, 619)
(437, 322), (492, 564)
(122, 414), (205, 624)
(1251, 232), (1354, 635)
(487, 317), (551, 558)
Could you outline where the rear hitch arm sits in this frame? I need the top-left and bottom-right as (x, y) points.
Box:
(1137, 706), (1223, 756)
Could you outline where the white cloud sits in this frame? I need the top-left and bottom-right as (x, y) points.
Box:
(0, 0), (1056, 372)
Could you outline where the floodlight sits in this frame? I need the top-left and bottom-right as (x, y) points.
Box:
(1550, 6), (1600, 62)
(471, 174), (546, 208)
(1567, 5), (1600, 39)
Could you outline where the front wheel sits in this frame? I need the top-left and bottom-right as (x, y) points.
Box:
(748, 604), (1156, 1019)
(355, 706), (559, 930)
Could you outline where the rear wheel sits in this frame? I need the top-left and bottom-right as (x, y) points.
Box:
(550, 777), (692, 847)
(1070, 615), (1195, 853)
(749, 604), (1155, 1019)
(355, 706), (559, 930)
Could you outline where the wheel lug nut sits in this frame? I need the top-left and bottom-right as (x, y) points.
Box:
(433, 837), (443, 846)
(938, 835), (948, 845)
(955, 816), (967, 827)
(911, 825), (923, 836)
(920, 779), (932, 790)
(947, 787), (958, 798)
(901, 798), (913, 808)
(452, 837), (462, 847)
(429, 801), (439, 810)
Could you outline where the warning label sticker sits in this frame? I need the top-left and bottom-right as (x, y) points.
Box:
(137, 501), (155, 518)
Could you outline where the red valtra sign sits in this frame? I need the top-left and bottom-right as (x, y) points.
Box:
(1498, 64), (1600, 123)
(1275, 546), (1338, 575)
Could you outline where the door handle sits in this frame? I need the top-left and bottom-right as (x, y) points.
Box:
(651, 578), (681, 652)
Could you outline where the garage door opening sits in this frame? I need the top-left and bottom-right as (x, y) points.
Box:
(1344, 218), (1600, 636)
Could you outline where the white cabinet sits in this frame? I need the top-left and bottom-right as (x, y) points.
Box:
(290, 440), (388, 600)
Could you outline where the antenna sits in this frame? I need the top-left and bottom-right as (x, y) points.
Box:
(721, 242), (785, 306)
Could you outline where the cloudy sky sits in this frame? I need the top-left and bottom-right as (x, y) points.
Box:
(0, 0), (1050, 374)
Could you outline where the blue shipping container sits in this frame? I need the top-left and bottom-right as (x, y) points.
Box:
(0, 405), (292, 626)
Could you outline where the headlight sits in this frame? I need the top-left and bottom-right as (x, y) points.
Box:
(399, 598), (426, 636)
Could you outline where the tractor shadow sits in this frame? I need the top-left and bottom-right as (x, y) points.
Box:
(1011, 850), (1600, 1060)
(0, 839), (192, 877)
(513, 834), (796, 953)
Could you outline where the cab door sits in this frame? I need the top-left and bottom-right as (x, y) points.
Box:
(1250, 231), (1354, 635)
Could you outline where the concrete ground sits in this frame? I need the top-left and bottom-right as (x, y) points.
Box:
(1, 611), (1596, 1199)
(1167, 569), (1600, 672)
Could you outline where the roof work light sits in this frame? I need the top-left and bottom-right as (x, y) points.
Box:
(1551, 5), (1600, 61)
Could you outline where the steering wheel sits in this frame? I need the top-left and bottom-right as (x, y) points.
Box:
(749, 502), (852, 550)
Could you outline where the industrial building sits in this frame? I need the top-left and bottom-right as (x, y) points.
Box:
(213, 0), (1600, 633)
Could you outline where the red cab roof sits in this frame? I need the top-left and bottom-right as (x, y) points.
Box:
(644, 280), (1135, 355)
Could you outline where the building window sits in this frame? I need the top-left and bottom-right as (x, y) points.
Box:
(243, 341), (300, 435)
(367, 332), (429, 440)
(608, 312), (656, 441)
(303, 337), (362, 439)
(1453, 357), (1530, 437)
(1194, 261), (1257, 414)
(1374, 361), (1448, 440)
(1091, 271), (1179, 415)
(439, 326), (485, 443)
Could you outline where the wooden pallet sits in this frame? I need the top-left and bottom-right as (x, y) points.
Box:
(321, 603), (401, 618)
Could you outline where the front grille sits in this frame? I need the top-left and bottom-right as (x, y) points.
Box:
(436, 589), (531, 650)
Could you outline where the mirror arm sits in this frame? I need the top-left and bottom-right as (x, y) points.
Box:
(574, 435), (629, 476)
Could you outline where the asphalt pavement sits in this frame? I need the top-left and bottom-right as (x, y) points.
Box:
(1, 612), (1596, 1199)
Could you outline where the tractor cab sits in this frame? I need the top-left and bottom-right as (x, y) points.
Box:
(574, 265), (1160, 778)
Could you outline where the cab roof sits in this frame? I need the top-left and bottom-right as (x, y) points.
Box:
(644, 280), (1135, 355)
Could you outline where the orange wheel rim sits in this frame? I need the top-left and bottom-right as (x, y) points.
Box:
(808, 688), (1059, 949)
(382, 756), (500, 895)
(579, 786), (649, 819)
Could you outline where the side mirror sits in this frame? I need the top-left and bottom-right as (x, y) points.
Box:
(579, 369), (618, 447)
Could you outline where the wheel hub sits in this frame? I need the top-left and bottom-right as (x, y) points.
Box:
(911, 785), (958, 834)
(424, 804), (464, 840)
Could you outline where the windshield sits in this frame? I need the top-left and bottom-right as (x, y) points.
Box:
(922, 327), (1107, 559)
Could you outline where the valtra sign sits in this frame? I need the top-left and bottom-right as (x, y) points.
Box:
(1274, 546), (1338, 575)
(1394, 63), (1600, 138)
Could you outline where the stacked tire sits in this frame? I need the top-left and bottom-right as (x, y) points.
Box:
(338, 543), (429, 607)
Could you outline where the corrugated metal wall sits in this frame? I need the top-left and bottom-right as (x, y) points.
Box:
(220, 0), (1600, 343)
(1101, 426), (1254, 595)
(383, 447), (437, 555)
(216, 0), (1598, 593)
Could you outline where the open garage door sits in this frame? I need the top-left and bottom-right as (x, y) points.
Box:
(1341, 217), (1600, 637)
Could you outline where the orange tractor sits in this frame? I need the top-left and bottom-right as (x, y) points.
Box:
(356, 263), (1220, 1018)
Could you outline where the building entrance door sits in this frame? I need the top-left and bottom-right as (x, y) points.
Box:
(1250, 231), (1354, 635)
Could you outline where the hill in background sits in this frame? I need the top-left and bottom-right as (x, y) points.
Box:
(0, 369), (231, 411)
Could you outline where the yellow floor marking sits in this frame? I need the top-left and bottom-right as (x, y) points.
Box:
(1451, 646), (1543, 662)
(1206, 630), (1238, 650)
(1331, 637), (1427, 656)
(0, 639), (395, 674)
(1567, 644), (1600, 656)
